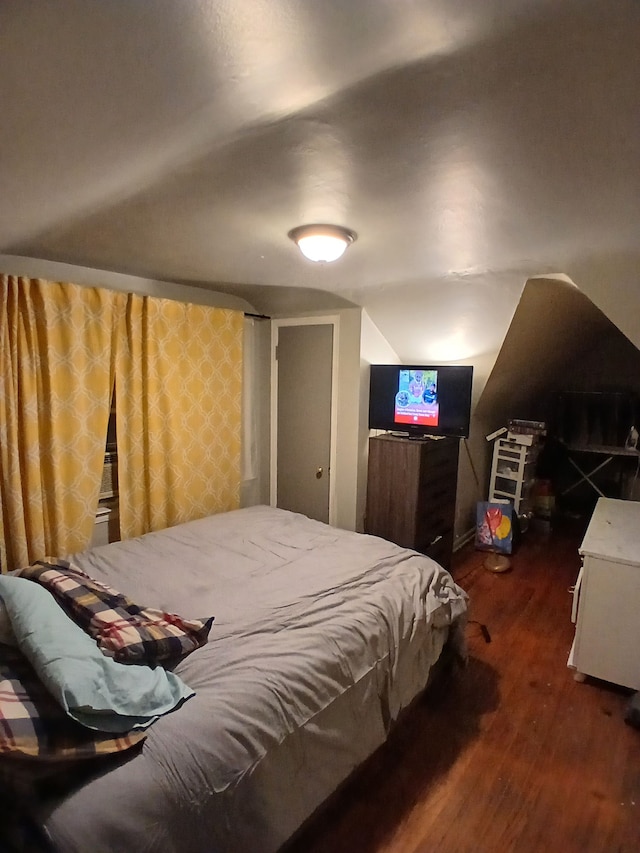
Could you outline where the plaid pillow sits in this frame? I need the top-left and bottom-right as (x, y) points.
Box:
(17, 560), (214, 666)
(0, 646), (146, 760)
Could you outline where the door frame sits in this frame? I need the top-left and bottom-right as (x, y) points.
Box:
(270, 315), (340, 526)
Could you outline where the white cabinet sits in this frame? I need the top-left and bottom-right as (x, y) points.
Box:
(568, 497), (640, 690)
(488, 437), (539, 515)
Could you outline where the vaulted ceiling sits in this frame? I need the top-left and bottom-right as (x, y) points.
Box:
(1, 1), (639, 366)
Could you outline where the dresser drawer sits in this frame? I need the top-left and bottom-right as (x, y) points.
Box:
(422, 531), (454, 570)
(419, 473), (457, 512)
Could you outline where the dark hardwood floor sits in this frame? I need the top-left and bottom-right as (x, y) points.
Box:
(289, 516), (640, 853)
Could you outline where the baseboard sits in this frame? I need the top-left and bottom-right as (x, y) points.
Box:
(453, 527), (475, 552)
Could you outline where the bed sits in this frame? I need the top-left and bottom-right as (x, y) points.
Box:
(1, 505), (468, 853)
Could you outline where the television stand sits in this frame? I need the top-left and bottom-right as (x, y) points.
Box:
(365, 434), (459, 570)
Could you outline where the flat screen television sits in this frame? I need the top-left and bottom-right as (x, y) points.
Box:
(368, 364), (473, 439)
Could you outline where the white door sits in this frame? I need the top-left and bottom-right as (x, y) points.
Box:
(272, 321), (335, 523)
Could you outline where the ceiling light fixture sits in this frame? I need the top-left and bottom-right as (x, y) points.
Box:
(288, 224), (357, 263)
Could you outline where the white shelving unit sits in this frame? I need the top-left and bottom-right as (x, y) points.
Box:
(488, 436), (539, 515)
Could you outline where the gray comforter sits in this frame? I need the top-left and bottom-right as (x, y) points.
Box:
(42, 505), (468, 853)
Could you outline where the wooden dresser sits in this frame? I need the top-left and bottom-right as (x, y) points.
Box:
(364, 434), (460, 570)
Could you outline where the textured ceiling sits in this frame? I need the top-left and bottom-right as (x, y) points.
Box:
(1, 0), (639, 357)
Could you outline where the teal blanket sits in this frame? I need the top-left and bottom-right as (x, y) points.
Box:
(0, 575), (194, 732)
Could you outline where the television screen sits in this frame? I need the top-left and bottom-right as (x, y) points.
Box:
(368, 364), (473, 438)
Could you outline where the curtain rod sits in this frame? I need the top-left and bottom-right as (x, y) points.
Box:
(244, 312), (271, 320)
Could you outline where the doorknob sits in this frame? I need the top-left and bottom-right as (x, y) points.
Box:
(316, 467), (324, 479)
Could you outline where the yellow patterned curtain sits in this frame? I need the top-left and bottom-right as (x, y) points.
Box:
(0, 277), (123, 571)
(116, 293), (243, 539)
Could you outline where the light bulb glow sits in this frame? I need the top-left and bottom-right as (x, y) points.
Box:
(288, 224), (356, 263)
(297, 234), (348, 262)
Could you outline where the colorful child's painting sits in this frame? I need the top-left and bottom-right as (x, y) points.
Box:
(475, 501), (514, 554)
